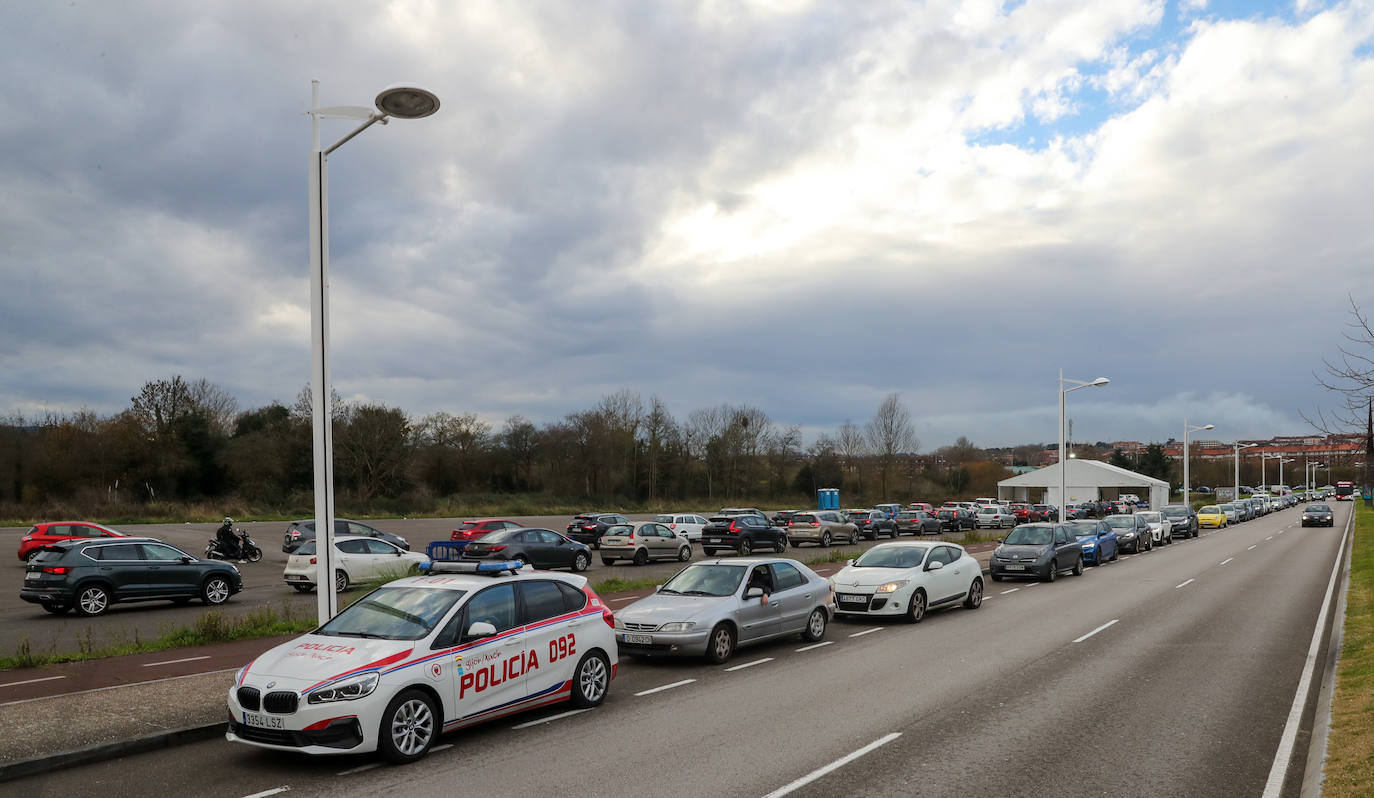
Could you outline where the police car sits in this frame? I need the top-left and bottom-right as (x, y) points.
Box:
(226, 561), (617, 763)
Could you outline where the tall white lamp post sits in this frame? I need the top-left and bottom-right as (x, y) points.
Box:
(308, 80), (439, 623)
(1277, 458), (1295, 489)
(1182, 419), (1214, 508)
(1260, 452), (1282, 488)
(1058, 370), (1109, 524)
(1234, 443), (1255, 503)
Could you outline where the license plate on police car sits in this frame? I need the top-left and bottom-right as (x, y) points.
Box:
(1006, 564), (1026, 571)
(243, 712), (284, 730)
(622, 633), (653, 645)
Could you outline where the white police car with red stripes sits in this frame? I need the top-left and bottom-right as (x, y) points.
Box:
(226, 560), (617, 763)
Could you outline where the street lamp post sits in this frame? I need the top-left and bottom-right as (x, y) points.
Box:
(1260, 452), (1282, 489)
(1058, 370), (1109, 524)
(1183, 419), (1214, 509)
(1234, 443), (1256, 503)
(307, 80), (439, 624)
(1277, 458), (1295, 490)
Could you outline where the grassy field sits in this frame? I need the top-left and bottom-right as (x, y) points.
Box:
(1323, 502), (1373, 797)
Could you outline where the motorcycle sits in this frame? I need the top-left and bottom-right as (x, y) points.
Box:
(206, 528), (263, 563)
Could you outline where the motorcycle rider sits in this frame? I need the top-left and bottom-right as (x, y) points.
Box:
(216, 517), (243, 562)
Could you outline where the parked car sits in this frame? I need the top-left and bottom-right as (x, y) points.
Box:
(988, 524), (1085, 582)
(1134, 511), (1172, 546)
(1160, 505), (1199, 538)
(786, 511), (861, 547)
(599, 522), (693, 566)
(1231, 501), (1254, 522)
(720, 507), (772, 523)
(1066, 519), (1118, 565)
(1104, 514), (1153, 553)
(770, 510), (800, 527)
(830, 541), (983, 622)
(283, 535), (430, 593)
(851, 510), (898, 540)
(893, 510), (942, 536)
(564, 513), (632, 549)
(906, 502), (937, 514)
(975, 506), (1016, 529)
(282, 518), (409, 555)
(22, 537), (242, 616)
(17, 521), (128, 562)
(936, 507), (977, 532)
(449, 519), (522, 551)
(1008, 503), (1043, 524)
(653, 513), (710, 542)
(1197, 505), (1228, 529)
(1218, 503), (1240, 524)
(1033, 504), (1059, 522)
(462, 528), (592, 571)
(1301, 504), (1334, 527)
(873, 503), (904, 519)
(614, 558), (834, 662)
(700, 514), (788, 556)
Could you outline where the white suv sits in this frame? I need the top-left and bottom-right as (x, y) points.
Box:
(227, 561), (617, 763)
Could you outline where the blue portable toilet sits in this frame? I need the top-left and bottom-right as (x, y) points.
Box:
(818, 487), (839, 510)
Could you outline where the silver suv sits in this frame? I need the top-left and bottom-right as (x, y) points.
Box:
(786, 511), (860, 547)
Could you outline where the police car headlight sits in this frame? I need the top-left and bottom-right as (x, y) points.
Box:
(658, 622), (696, 632)
(875, 580), (908, 594)
(307, 672), (380, 704)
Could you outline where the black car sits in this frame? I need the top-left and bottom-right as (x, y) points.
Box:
(894, 511), (941, 535)
(1159, 505), (1199, 538)
(700, 514), (788, 555)
(282, 518), (410, 554)
(21, 537), (243, 617)
(564, 513), (632, 549)
(460, 527), (592, 571)
(1301, 504), (1335, 527)
(850, 510), (897, 540)
(988, 523), (1084, 582)
(935, 507), (976, 532)
(771, 510), (800, 526)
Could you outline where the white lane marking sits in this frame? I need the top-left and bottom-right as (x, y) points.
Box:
(762, 732), (903, 798)
(1219, 557), (1234, 566)
(337, 763), (381, 776)
(510, 708), (591, 729)
(1072, 619), (1119, 643)
(1278, 530), (1284, 535)
(431, 744), (453, 752)
(1262, 518), (1351, 797)
(605, 596), (640, 603)
(1249, 545), (1257, 550)
(1266, 536), (1273, 541)
(634, 679), (696, 697)
(848, 628), (881, 638)
(0, 675), (67, 689)
(1023, 582), (1039, 587)
(1000, 588), (1019, 595)
(726, 657), (774, 672)
(796, 641), (833, 652)
(1175, 579), (1194, 589)
(141, 655), (211, 667)
(242, 789), (290, 798)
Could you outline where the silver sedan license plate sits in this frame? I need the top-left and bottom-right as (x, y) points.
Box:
(243, 712), (284, 730)
(622, 633), (653, 645)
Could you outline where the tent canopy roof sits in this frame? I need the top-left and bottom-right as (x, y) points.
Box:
(997, 459), (1169, 489)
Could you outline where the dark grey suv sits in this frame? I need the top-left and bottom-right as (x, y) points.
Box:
(21, 538), (243, 617)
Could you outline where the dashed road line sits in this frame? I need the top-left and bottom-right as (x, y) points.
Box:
(242, 789), (291, 798)
(848, 628), (882, 638)
(1266, 536), (1273, 541)
(605, 596), (640, 603)
(511, 708), (592, 729)
(0, 675), (66, 689)
(634, 679), (696, 697)
(1175, 579), (1194, 589)
(141, 655), (211, 668)
(1248, 545), (1257, 550)
(762, 732), (903, 798)
(1000, 588), (1019, 595)
(337, 763), (381, 776)
(726, 657), (774, 672)
(1072, 619), (1119, 643)
(1219, 557), (1234, 566)
(796, 641), (833, 652)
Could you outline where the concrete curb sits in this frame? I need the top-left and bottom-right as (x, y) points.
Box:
(0, 722), (225, 784)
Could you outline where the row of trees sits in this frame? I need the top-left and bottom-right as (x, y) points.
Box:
(3, 379), (970, 511)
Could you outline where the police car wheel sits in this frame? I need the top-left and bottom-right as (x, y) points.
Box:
(573, 552), (590, 572)
(379, 689), (437, 764)
(571, 652), (611, 707)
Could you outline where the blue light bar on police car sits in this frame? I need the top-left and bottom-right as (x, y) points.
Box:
(420, 560), (528, 576)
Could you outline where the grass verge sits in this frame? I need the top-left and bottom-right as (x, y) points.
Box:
(1323, 502), (1373, 797)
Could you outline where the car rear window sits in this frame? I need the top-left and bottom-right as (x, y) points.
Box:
(792, 514), (817, 524)
(31, 549), (66, 563)
(293, 541), (317, 555)
(653, 515), (673, 523)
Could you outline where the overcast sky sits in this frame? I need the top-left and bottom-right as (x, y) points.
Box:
(3, 0), (1372, 449)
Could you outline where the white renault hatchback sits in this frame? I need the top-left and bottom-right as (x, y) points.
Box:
(227, 561), (617, 763)
(829, 541), (983, 622)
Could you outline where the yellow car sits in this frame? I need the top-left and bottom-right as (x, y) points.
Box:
(1197, 505), (1228, 529)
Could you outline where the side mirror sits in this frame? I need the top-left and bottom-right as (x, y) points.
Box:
(926, 560), (945, 571)
(466, 621), (497, 639)
(654, 584), (663, 593)
(181, 556), (194, 563)
(745, 586), (765, 599)
(845, 559), (854, 566)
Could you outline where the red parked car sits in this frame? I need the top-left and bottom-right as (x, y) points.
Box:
(907, 502), (936, 514)
(1009, 503), (1043, 524)
(449, 519), (522, 549)
(17, 521), (127, 561)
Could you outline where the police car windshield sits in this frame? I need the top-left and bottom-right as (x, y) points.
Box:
(317, 587), (465, 640)
(660, 564), (746, 597)
(853, 547), (927, 568)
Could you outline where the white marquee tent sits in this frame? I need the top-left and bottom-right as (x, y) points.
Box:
(996, 459), (1170, 509)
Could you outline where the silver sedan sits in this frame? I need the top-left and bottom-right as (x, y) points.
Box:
(613, 558), (836, 663)
(976, 507), (1016, 529)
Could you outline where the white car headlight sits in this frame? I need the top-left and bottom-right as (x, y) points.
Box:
(307, 672), (380, 704)
(658, 622), (696, 632)
(875, 580), (908, 594)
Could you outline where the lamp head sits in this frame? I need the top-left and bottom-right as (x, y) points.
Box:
(1202, 424), (1214, 430)
(375, 85), (440, 119)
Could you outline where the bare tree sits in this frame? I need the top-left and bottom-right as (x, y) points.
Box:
(865, 393), (918, 498)
(1305, 296), (1374, 480)
(836, 420), (869, 497)
(186, 378), (239, 436)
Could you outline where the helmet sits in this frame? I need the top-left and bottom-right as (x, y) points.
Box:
(222, 517), (234, 526)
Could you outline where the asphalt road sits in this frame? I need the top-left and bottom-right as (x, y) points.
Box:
(0, 515), (909, 656)
(5, 502), (1347, 797)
